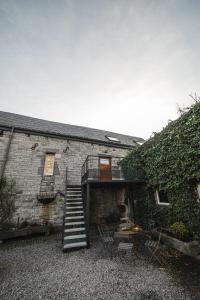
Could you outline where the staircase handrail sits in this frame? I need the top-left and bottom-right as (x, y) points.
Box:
(62, 167), (68, 244)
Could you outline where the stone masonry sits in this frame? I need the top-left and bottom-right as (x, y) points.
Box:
(0, 131), (130, 226)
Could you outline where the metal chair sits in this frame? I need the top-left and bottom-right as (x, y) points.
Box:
(98, 225), (114, 242)
(98, 225), (115, 256)
(118, 242), (133, 254)
(117, 241), (135, 267)
(144, 232), (167, 266)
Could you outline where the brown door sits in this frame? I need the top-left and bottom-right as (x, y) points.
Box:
(99, 157), (112, 181)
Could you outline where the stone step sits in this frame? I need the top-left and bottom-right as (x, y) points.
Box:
(65, 221), (85, 226)
(63, 241), (87, 250)
(65, 216), (84, 220)
(64, 234), (86, 240)
(65, 227), (86, 233)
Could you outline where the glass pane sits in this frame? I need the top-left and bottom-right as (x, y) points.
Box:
(44, 154), (55, 176)
(100, 158), (110, 165)
(159, 190), (169, 203)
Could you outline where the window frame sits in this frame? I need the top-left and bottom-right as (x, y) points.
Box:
(155, 189), (170, 206)
(43, 153), (55, 176)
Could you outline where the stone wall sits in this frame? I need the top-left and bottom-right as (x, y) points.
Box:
(0, 131), (130, 226)
(90, 186), (129, 225)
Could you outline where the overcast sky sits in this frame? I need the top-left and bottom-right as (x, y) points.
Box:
(0, 0), (199, 139)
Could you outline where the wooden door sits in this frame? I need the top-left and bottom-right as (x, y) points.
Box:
(99, 157), (112, 181)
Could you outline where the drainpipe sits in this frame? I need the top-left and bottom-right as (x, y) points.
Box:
(0, 127), (14, 179)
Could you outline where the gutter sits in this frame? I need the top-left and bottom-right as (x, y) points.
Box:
(0, 127), (14, 179)
(0, 125), (135, 150)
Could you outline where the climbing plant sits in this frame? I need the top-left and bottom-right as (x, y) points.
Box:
(0, 177), (16, 230)
(121, 101), (200, 239)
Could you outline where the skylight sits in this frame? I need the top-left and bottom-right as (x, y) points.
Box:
(106, 136), (120, 142)
(134, 140), (144, 145)
(136, 141), (144, 145)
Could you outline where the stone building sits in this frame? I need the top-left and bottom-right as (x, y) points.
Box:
(0, 111), (144, 250)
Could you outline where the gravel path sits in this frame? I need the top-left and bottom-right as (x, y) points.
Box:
(0, 234), (192, 300)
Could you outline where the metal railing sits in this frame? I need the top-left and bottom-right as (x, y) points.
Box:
(62, 167), (68, 244)
(81, 155), (125, 183)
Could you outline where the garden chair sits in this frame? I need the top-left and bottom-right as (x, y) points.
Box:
(97, 225), (115, 256)
(148, 219), (156, 231)
(116, 241), (135, 268)
(144, 232), (167, 266)
(118, 242), (133, 254)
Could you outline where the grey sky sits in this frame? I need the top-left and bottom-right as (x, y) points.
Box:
(0, 0), (199, 139)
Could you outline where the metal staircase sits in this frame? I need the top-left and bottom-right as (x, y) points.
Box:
(62, 185), (88, 251)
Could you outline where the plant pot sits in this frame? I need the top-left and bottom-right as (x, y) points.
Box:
(0, 226), (50, 240)
(37, 193), (56, 204)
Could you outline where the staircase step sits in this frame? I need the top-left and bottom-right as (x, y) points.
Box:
(67, 196), (82, 198)
(64, 234), (86, 240)
(67, 192), (82, 195)
(67, 193), (82, 195)
(65, 227), (85, 233)
(65, 216), (84, 220)
(66, 211), (84, 214)
(66, 206), (83, 209)
(62, 185), (87, 252)
(67, 199), (82, 201)
(67, 194), (82, 197)
(63, 241), (87, 250)
(67, 202), (82, 205)
(65, 221), (84, 226)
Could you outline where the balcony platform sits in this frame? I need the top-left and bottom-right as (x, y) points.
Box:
(81, 155), (146, 186)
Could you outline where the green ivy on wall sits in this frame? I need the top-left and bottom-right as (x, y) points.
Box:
(121, 101), (200, 239)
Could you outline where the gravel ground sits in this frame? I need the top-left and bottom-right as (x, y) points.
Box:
(0, 234), (193, 300)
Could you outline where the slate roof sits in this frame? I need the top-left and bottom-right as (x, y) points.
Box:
(0, 111), (144, 148)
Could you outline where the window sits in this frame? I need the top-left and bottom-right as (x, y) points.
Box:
(99, 158), (110, 165)
(43, 153), (55, 176)
(155, 189), (169, 205)
(106, 136), (120, 142)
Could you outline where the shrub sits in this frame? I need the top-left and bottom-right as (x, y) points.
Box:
(170, 222), (189, 240)
(0, 177), (16, 230)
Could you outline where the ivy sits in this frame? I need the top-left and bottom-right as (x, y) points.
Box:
(121, 101), (200, 239)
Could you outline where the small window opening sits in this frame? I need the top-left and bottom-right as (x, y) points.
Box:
(155, 189), (169, 205)
(99, 157), (110, 165)
(43, 153), (55, 176)
(106, 136), (120, 142)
